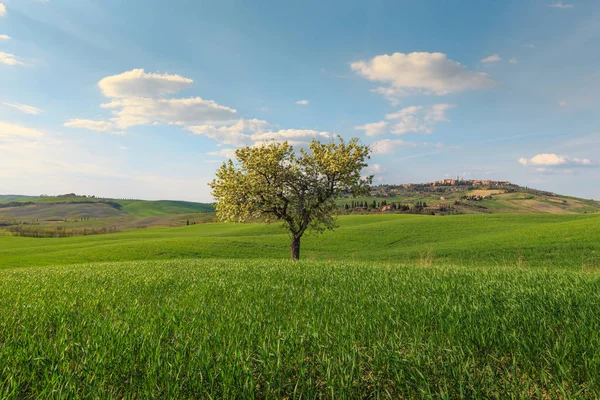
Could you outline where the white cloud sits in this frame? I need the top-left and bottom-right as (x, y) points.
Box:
(0, 121), (45, 139)
(251, 129), (330, 142)
(296, 99), (309, 105)
(69, 69), (332, 149)
(207, 148), (237, 159)
(187, 118), (268, 146)
(363, 164), (383, 180)
(364, 164), (382, 173)
(559, 99), (568, 107)
(354, 121), (389, 137)
(0, 52), (24, 66)
(101, 97), (237, 129)
(71, 69), (237, 131)
(351, 52), (494, 102)
(523, 44), (536, 49)
(518, 153), (594, 167)
(549, 2), (573, 8)
(0, 3), (6, 17)
(98, 69), (194, 98)
(359, 104), (454, 137)
(370, 139), (417, 154)
(2, 103), (43, 115)
(509, 58), (519, 65)
(481, 54), (501, 63)
(64, 119), (116, 133)
(0, 34), (10, 40)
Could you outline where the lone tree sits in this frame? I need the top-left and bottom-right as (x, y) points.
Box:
(210, 137), (372, 261)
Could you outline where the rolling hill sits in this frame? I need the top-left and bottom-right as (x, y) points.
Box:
(1, 182), (598, 238)
(345, 180), (600, 215)
(1, 213), (598, 270)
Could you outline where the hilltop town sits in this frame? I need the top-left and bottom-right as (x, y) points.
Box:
(371, 178), (517, 197)
(340, 178), (599, 215)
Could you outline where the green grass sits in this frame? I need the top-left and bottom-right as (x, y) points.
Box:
(0, 196), (214, 218)
(3, 213), (600, 397)
(1, 259), (599, 398)
(1, 214), (599, 270)
(0, 195), (35, 202)
(117, 199), (214, 217)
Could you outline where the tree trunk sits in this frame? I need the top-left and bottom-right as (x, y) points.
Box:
(290, 236), (301, 261)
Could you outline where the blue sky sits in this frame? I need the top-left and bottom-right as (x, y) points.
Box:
(1, 0), (599, 201)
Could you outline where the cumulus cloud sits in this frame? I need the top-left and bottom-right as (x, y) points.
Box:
(0, 34), (9, 40)
(101, 97), (237, 129)
(370, 139), (417, 154)
(354, 121), (389, 137)
(251, 129), (329, 141)
(549, 2), (573, 8)
(0, 3), (6, 17)
(357, 104), (454, 137)
(481, 54), (501, 63)
(0, 52), (24, 66)
(559, 99), (568, 107)
(509, 58), (519, 65)
(98, 69), (194, 98)
(207, 148), (238, 159)
(188, 119), (330, 147)
(187, 119), (268, 146)
(518, 153), (594, 168)
(68, 69), (237, 132)
(296, 99), (309, 105)
(2, 103), (43, 115)
(351, 52), (494, 102)
(64, 119), (117, 133)
(0, 121), (44, 139)
(364, 164), (383, 174)
(68, 69), (331, 148)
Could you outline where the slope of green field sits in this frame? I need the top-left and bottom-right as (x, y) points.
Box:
(1, 259), (599, 398)
(2, 214), (598, 270)
(340, 190), (600, 214)
(0, 196), (214, 220)
(117, 199), (214, 217)
(0, 195), (35, 202)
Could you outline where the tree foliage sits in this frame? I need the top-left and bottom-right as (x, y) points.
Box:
(210, 137), (372, 260)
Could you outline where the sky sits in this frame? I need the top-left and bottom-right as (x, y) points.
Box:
(1, 0), (599, 202)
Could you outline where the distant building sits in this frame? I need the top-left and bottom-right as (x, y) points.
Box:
(380, 204), (393, 212)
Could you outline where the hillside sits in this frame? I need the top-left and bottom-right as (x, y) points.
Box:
(0, 195), (36, 202)
(348, 179), (600, 215)
(2, 181), (599, 239)
(0, 195), (215, 236)
(1, 213), (598, 270)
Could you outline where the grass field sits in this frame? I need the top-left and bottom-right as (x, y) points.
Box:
(0, 197), (214, 218)
(2, 213), (600, 397)
(1, 259), (600, 398)
(1, 214), (598, 270)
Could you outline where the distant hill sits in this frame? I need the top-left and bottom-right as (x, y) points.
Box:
(344, 179), (600, 215)
(0, 195), (36, 202)
(0, 195), (215, 228)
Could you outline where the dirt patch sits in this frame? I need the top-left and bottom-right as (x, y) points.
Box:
(467, 190), (505, 197)
(513, 200), (575, 214)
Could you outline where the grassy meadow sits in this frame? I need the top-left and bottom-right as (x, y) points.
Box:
(1, 213), (600, 397)
(1, 213), (598, 270)
(1, 260), (600, 398)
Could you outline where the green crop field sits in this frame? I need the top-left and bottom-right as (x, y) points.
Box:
(1, 259), (600, 398)
(117, 199), (214, 217)
(2, 213), (600, 397)
(1, 214), (599, 270)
